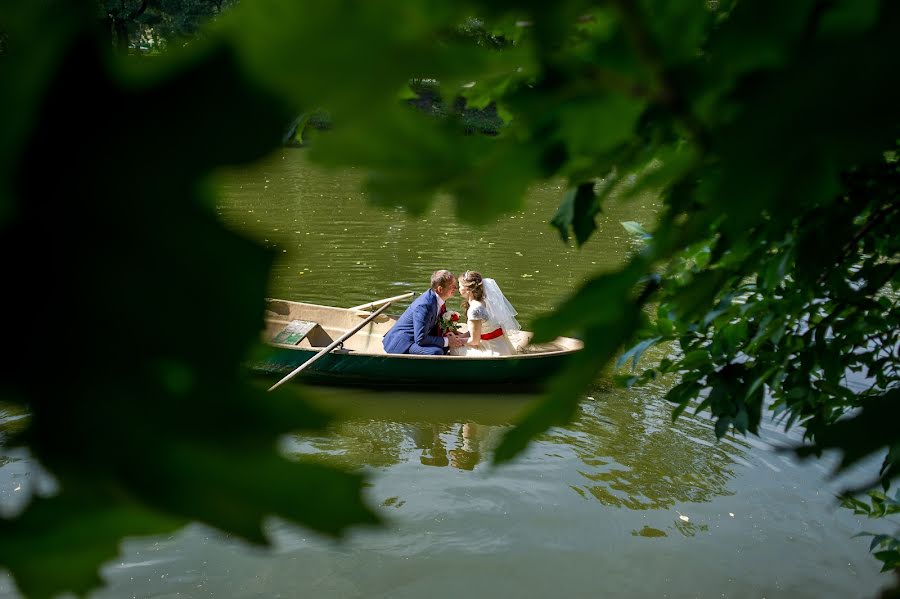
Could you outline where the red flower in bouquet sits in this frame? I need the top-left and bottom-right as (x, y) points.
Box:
(440, 310), (462, 333)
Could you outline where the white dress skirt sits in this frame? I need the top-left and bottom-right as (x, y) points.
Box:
(449, 301), (518, 357)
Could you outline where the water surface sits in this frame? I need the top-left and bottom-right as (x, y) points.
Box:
(0, 150), (890, 598)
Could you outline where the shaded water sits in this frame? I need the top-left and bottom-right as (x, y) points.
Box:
(0, 151), (892, 598)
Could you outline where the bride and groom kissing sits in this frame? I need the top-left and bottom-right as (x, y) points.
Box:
(382, 270), (521, 357)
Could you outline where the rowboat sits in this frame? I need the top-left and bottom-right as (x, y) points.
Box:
(251, 297), (583, 389)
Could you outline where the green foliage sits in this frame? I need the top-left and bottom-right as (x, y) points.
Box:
(842, 490), (900, 572)
(842, 489), (900, 519)
(99, 0), (237, 52)
(405, 80), (505, 136)
(0, 493), (183, 598)
(551, 183), (598, 245)
(284, 109), (332, 147)
(1, 3), (377, 597)
(3, 0), (900, 594)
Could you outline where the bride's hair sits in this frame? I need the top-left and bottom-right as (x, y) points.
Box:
(459, 270), (484, 313)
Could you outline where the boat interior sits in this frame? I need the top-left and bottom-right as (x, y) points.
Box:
(263, 298), (582, 356)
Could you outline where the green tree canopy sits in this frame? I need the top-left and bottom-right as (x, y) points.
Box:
(99, 0), (236, 52)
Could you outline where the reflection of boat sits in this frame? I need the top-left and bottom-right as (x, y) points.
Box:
(251, 298), (583, 389)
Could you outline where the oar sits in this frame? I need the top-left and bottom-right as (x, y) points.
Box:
(349, 291), (414, 312)
(267, 301), (393, 392)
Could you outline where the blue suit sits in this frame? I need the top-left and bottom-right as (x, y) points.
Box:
(382, 289), (446, 355)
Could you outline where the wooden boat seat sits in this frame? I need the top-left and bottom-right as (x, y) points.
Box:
(264, 298), (395, 353)
(265, 318), (334, 348)
(271, 320), (319, 345)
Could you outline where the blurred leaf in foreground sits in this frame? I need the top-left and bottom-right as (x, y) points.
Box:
(0, 13), (377, 599)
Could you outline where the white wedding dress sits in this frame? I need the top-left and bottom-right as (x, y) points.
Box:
(450, 300), (518, 357)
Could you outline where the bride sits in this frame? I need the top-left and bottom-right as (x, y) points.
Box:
(450, 271), (521, 357)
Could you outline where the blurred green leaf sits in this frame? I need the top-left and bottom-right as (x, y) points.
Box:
(797, 389), (900, 473)
(0, 2), (87, 224)
(0, 493), (183, 599)
(637, 0), (714, 65)
(0, 21), (378, 598)
(617, 336), (661, 371)
(556, 94), (647, 158)
(312, 104), (540, 221)
(551, 182), (598, 245)
(531, 258), (646, 342)
(818, 0), (881, 37)
(495, 311), (639, 464)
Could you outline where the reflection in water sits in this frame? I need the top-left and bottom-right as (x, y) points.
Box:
(0, 405), (53, 518)
(291, 419), (504, 473)
(281, 387), (522, 474)
(632, 526), (667, 538)
(673, 517), (710, 538)
(0, 404), (28, 441)
(449, 423), (482, 471)
(415, 424), (450, 468)
(558, 381), (744, 511)
(414, 422), (496, 471)
(299, 420), (408, 470)
(284, 381), (748, 514)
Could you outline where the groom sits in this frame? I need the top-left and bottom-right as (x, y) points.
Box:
(383, 270), (467, 355)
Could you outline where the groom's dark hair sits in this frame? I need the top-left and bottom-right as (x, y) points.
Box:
(431, 270), (455, 290)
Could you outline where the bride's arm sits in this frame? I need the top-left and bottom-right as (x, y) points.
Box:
(465, 319), (482, 347)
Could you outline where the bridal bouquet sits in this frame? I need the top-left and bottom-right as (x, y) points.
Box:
(440, 310), (462, 334)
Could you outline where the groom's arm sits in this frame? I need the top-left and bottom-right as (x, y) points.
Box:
(412, 303), (446, 348)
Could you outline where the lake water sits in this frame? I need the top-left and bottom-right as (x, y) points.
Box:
(0, 150), (892, 598)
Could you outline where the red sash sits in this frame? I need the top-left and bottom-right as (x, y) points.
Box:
(481, 327), (504, 340)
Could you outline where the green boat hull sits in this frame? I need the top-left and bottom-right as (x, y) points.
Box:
(257, 298), (583, 390)
(251, 347), (576, 390)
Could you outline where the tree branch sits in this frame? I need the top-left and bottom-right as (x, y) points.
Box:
(817, 201), (900, 285)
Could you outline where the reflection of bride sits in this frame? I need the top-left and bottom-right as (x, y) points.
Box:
(450, 271), (521, 357)
(413, 421), (505, 471)
(449, 422), (481, 470)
